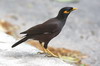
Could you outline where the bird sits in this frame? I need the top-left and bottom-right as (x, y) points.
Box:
(12, 7), (77, 57)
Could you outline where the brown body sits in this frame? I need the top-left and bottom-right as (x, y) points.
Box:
(12, 7), (77, 49)
(21, 18), (65, 48)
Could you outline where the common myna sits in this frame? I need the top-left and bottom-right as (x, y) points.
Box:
(12, 7), (77, 57)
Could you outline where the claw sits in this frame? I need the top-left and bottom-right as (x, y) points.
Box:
(40, 42), (58, 57)
(37, 52), (45, 54)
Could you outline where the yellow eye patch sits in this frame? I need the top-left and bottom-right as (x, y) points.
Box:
(63, 11), (70, 14)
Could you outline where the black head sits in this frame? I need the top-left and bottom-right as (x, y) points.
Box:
(56, 7), (77, 20)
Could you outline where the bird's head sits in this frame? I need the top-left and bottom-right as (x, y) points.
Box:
(57, 7), (78, 20)
(62, 7), (77, 14)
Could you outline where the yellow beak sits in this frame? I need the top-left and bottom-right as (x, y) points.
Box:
(72, 8), (78, 10)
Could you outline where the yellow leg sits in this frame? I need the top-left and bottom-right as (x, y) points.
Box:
(41, 42), (47, 53)
(46, 48), (58, 57)
(37, 42), (47, 54)
(40, 42), (58, 57)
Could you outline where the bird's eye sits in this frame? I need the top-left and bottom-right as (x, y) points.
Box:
(63, 11), (70, 14)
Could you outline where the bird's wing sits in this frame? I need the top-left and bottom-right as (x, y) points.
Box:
(20, 23), (59, 35)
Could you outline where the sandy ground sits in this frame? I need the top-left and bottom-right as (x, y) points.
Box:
(0, 0), (100, 66)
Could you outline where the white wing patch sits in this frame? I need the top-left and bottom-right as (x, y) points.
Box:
(43, 32), (51, 34)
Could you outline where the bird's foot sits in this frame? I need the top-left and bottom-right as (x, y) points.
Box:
(45, 49), (58, 57)
(37, 49), (57, 57)
(45, 54), (57, 57)
(37, 51), (45, 54)
(40, 42), (58, 57)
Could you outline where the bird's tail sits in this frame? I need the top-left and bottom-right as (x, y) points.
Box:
(12, 37), (28, 48)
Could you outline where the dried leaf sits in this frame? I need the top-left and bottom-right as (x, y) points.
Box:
(27, 40), (88, 59)
(0, 19), (19, 38)
(60, 56), (80, 63)
(27, 40), (88, 65)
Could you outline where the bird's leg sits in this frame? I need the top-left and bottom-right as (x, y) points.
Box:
(43, 43), (58, 57)
(38, 42), (58, 57)
(41, 42), (47, 53)
(37, 42), (47, 54)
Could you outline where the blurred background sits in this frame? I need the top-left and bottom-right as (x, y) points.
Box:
(0, 0), (100, 66)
